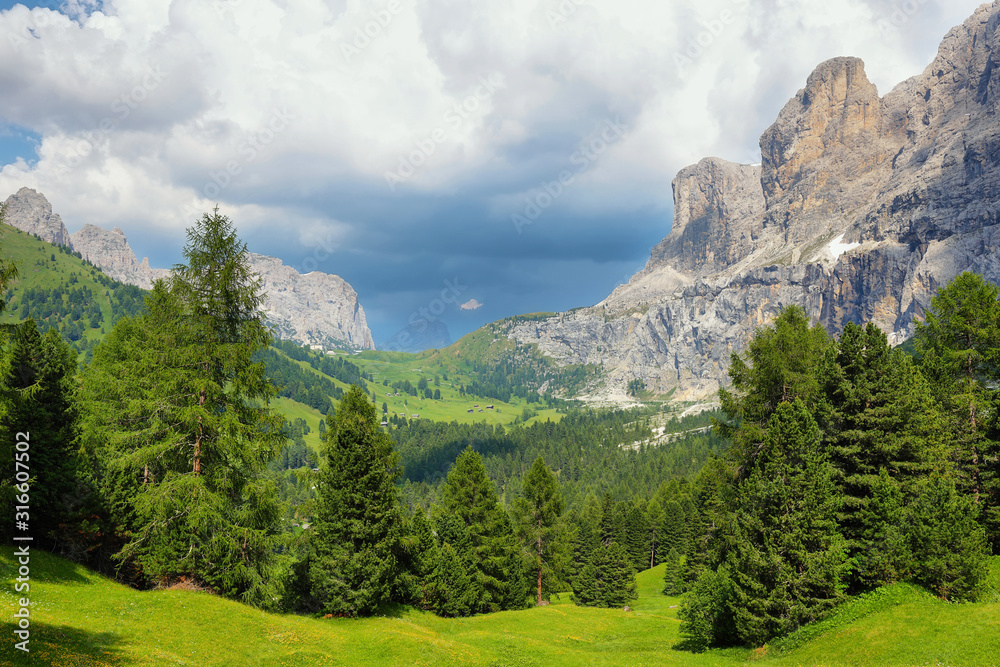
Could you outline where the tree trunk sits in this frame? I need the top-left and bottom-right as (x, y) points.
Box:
(194, 385), (206, 475)
(537, 533), (543, 605)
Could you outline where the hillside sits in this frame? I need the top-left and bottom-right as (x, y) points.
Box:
(2, 548), (997, 666)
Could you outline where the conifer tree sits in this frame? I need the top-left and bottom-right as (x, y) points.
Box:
(662, 547), (684, 595)
(409, 508), (439, 609)
(914, 272), (1000, 552)
(0, 323), (80, 550)
(512, 456), (565, 605)
(439, 447), (527, 613)
(78, 210), (285, 606)
(310, 385), (404, 616)
(818, 321), (944, 589)
(429, 542), (477, 617)
(645, 498), (664, 568)
(659, 500), (689, 557)
(717, 305), (832, 477)
(727, 399), (848, 646)
(624, 501), (649, 572)
(573, 541), (637, 608)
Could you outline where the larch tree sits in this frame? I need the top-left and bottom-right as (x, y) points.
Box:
(512, 455), (565, 605)
(78, 210), (285, 606)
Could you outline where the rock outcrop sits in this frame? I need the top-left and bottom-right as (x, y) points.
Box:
(507, 2), (1000, 402)
(2, 187), (72, 246)
(249, 253), (375, 350)
(71, 224), (169, 289)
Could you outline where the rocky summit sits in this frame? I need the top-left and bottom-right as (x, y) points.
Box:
(2, 189), (375, 351)
(508, 1), (1000, 402)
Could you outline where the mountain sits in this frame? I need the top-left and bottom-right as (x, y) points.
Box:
(506, 2), (1000, 401)
(2, 187), (72, 247)
(2, 189), (375, 351)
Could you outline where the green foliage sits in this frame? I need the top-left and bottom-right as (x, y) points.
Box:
(439, 447), (528, 613)
(309, 385), (404, 616)
(902, 474), (990, 602)
(77, 210), (285, 606)
(512, 456), (566, 604)
(662, 548), (684, 596)
(718, 305), (833, 477)
(573, 540), (637, 608)
(727, 400), (848, 646)
(677, 566), (736, 652)
(914, 272), (1000, 552)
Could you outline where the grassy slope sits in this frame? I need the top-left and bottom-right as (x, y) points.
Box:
(3, 549), (997, 667)
(0, 224), (117, 347)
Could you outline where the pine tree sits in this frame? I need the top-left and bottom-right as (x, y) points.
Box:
(309, 385), (404, 616)
(512, 456), (565, 605)
(718, 305), (833, 477)
(727, 399), (848, 646)
(0, 322), (80, 551)
(662, 547), (684, 595)
(819, 321), (944, 589)
(645, 498), (664, 568)
(914, 272), (1000, 552)
(573, 541), (637, 608)
(624, 501), (649, 572)
(659, 500), (689, 557)
(903, 474), (989, 601)
(439, 447), (527, 613)
(78, 210), (285, 606)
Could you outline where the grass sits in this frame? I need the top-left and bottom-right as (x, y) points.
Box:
(2, 549), (998, 666)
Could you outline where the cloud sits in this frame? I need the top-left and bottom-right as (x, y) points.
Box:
(0, 0), (987, 341)
(460, 298), (483, 310)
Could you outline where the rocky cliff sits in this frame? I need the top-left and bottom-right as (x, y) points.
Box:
(71, 224), (169, 289)
(3, 190), (375, 351)
(2, 187), (72, 247)
(507, 1), (1000, 402)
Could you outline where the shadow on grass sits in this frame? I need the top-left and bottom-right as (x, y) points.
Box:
(0, 548), (91, 585)
(0, 621), (130, 666)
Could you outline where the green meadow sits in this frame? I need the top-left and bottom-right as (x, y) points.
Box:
(3, 548), (997, 666)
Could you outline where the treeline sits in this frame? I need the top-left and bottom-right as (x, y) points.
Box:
(672, 278), (999, 651)
(271, 338), (371, 387)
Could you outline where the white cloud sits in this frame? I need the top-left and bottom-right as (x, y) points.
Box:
(460, 298), (483, 310)
(0, 0), (988, 259)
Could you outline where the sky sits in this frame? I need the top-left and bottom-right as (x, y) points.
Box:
(0, 0), (989, 346)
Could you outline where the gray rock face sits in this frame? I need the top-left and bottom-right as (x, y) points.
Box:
(508, 1), (1000, 402)
(2, 187), (72, 246)
(71, 224), (169, 289)
(249, 253), (375, 350)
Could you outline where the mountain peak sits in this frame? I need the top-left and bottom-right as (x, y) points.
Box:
(2, 187), (72, 247)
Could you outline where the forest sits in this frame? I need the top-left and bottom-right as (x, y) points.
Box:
(0, 209), (997, 652)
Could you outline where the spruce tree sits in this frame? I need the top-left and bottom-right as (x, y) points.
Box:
(661, 547), (684, 595)
(727, 399), (848, 646)
(512, 456), (565, 605)
(0, 323), (80, 551)
(573, 541), (637, 608)
(309, 385), (404, 616)
(439, 447), (527, 613)
(78, 210), (285, 606)
(624, 501), (649, 572)
(914, 272), (1000, 552)
(819, 321), (944, 589)
(645, 498), (664, 568)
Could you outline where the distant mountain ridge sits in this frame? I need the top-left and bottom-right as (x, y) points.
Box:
(1, 187), (375, 351)
(505, 1), (1000, 402)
